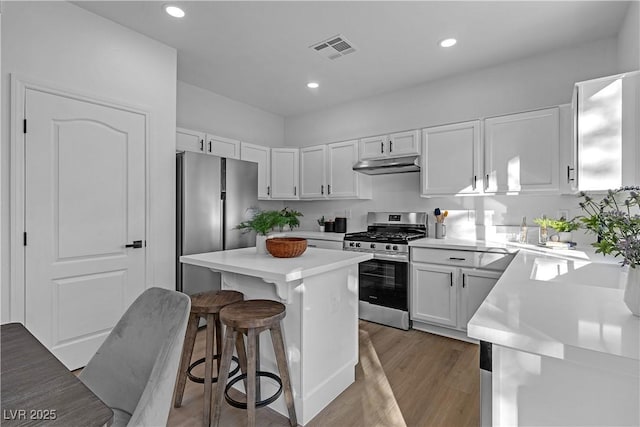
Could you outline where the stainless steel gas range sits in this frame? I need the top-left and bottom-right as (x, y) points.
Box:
(343, 212), (428, 330)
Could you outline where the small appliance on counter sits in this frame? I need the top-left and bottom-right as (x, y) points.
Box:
(334, 217), (347, 233)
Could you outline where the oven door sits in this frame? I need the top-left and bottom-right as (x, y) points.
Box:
(359, 258), (408, 311)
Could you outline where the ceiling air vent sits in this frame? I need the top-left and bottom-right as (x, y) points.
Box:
(310, 35), (356, 60)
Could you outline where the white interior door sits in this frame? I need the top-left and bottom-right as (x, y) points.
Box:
(24, 88), (146, 369)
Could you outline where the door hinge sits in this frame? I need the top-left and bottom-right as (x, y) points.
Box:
(23, 232), (27, 246)
(23, 119), (27, 134)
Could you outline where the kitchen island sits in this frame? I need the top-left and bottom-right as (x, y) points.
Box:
(180, 247), (372, 425)
(468, 248), (639, 426)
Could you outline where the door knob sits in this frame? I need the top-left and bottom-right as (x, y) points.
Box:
(125, 240), (143, 249)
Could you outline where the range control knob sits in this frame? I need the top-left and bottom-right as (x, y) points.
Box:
(355, 243), (361, 248)
(349, 242), (355, 247)
(370, 243), (376, 249)
(392, 245), (398, 251)
(385, 245), (391, 250)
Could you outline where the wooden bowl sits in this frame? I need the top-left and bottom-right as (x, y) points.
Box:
(266, 237), (307, 258)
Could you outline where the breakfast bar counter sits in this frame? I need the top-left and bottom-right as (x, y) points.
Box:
(181, 247), (371, 425)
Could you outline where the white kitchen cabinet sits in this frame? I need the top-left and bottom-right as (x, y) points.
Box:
(558, 104), (577, 194)
(207, 134), (240, 159)
(484, 107), (560, 193)
(176, 127), (240, 159)
(300, 145), (326, 199)
(271, 148), (299, 199)
(459, 269), (501, 330)
(299, 140), (371, 200)
(574, 71), (640, 191)
(421, 121), (482, 196)
(240, 142), (271, 199)
(411, 263), (458, 327)
(359, 130), (420, 160)
(327, 140), (371, 199)
(176, 127), (206, 153)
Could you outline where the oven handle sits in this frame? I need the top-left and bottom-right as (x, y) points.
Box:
(372, 253), (409, 262)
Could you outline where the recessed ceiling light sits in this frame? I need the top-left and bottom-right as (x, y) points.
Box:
(307, 82), (319, 89)
(164, 5), (185, 18)
(439, 38), (457, 48)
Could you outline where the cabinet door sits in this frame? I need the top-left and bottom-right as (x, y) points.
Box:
(327, 140), (359, 198)
(558, 104), (578, 194)
(300, 145), (326, 199)
(240, 142), (271, 199)
(388, 130), (420, 157)
(359, 134), (388, 160)
(411, 263), (457, 327)
(207, 134), (240, 159)
(422, 121), (481, 195)
(460, 269), (500, 330)
(271, 148), (299, 199)
(176, 127), (206, 153)
(484, 107), (559, 193)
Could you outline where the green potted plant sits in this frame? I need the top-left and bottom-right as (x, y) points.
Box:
(236, 208), (303, 253)
(317, 216), (325, 232)
(548, 217), (580, 242)
(578, 187), (640, 316)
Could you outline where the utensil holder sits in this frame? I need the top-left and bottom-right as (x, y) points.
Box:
(435, 223), (446, 239)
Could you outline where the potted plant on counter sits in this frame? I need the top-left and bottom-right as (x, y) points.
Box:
(578, 187), (640, 316)
(236, 208), (303, 254)
(317, 216), (325, 232)
(549, 217), (580, 242)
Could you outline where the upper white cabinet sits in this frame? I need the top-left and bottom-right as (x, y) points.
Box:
(484, 107), (560, 193)
(327, 140), (371, 199)
(271, 148), (299, 200)
(299, 140), (372, 200)
(574, 71), (640, 191)
(240, 142), (271, 199)
(207, 135), (240, 159)
(176, 127), (206, 153)
(359, 130), (420, 160)
(421, 121), (482, 196)
(300, 145), (326, 199)
(176, 127), (240, 159)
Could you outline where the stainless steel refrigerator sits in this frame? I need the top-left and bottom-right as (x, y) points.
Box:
(176, 151), (258, 295)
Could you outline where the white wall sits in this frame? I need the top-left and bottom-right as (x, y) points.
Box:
(283, 37), (625, 238)
(618, 1), (640, 72)
(1, 1), (177, 322)
(177, 81), (284, 147)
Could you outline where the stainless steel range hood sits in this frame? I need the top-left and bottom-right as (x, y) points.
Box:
(352, 155), (420, 175)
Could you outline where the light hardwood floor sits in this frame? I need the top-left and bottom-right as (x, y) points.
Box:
(168, 321), (480, 427)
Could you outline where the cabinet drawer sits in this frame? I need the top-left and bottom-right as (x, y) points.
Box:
(411, 247), (510, 270)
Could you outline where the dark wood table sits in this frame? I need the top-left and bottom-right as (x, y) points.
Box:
(1, 323), (113, 426)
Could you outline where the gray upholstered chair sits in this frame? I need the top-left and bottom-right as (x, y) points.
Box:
(79, 287), (191, 427)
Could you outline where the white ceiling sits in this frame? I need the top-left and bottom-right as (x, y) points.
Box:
(74, 1), (630, 117)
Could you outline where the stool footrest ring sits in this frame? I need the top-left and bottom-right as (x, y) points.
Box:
(186, 355), (240, 384)
(223, 372), (283, 409)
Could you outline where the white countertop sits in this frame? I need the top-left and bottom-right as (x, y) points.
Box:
(180, 247), (371, 283)
(409, 237), (511, 251)
(280, 231), (345, 241)
(467, 248), (639, 362)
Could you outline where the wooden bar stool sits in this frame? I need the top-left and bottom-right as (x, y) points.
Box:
(212, 300), (297, 427)
(173, 290), (245, 426)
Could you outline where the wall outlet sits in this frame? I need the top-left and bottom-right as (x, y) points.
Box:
(344, 209), (351, 218)
(557, 210), (569, 220)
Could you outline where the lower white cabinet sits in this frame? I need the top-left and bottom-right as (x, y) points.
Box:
(459, 269), (501, 329)
(411, 248), (508, 335)
(411, 264), (458, 327)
